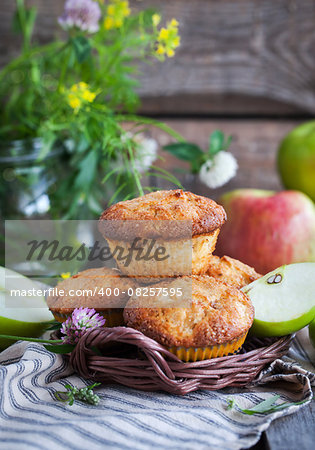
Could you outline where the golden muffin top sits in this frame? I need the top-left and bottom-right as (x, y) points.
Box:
(206, 255), (261, 289)
(124, 275), (254, 347)
(99, 189), (226, 239)
(47, 267), (137, 312)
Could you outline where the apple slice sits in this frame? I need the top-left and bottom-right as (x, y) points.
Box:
(309, 319), (315, 348)
(242, 263), (315, 337)
(0, 267), (53, 350)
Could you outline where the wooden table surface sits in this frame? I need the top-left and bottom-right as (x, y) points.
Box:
(146, 118), (315, 450)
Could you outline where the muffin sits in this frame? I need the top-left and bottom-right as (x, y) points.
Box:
(124, 275), (254, 361)
(99, 189), (226, 279)
(206, 255), (261, 289)
(47, 267), (137, 327)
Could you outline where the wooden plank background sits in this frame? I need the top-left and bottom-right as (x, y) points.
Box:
(149, 119), (297, 196)
(1, 0), (315, 115)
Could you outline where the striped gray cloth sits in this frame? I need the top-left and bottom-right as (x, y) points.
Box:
(0, 329), (314, 450)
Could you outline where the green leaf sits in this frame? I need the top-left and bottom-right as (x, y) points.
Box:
(102, 166), (122, 183)
(24, 7), (37, 43)
(44, 344), (75, 354)
(74, 150), (98, 191)
(12, 1), (37, 49)
(45, 322), (62, 331)
(227, 395), (308, 415)
(88, 382), (101, 390)
(37, 131), (56, 160)
(149, 165), (182, 188)
(71, 36), (91, 63)
(108, 182), (127, 205)
(12, 10), (23, 34)
(208, 130), (224, 156)
(208, 130), (232, 157)
(163, 142), (204, 161)
(224, 135), (232, 150)
(243, 395), (280, 414)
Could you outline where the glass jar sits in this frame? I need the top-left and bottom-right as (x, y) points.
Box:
(0, 138), (65, 220)
(0, 139), (66, 265)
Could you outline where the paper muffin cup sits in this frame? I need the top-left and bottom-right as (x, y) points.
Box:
(51, 309), (125, 327)
(106, 229), (220, 280)
(167, 332), (248, 362)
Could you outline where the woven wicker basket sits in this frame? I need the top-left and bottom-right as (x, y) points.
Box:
(66, 327), (293, 395)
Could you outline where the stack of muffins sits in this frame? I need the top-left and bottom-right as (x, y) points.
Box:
(48, 189), (260, 362)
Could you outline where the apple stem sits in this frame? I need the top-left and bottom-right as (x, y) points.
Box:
(0, 335), (63, 344)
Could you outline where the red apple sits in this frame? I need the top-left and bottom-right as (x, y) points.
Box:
(216, 189), (315, 274)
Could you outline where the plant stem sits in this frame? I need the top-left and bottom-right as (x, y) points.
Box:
(0, 41), (63, 83)
(0, 335), (63, 344)
(58, 43), (71, 91)
(117, 114), (185, 142)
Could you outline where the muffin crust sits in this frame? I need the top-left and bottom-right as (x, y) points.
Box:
(99, 189), (226, 240)
(207, 255), (261, 289)
(47, 267), (137, 313)
(124, 275), (254, 347)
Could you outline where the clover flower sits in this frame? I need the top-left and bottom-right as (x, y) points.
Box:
(199, 151), (238, 189)
(156, 18), (180, 59)
(67, 82), (97, 112)
(104, 0), (131, 30)
(58, 0), (101, 33)
(61, 307), (106, 345)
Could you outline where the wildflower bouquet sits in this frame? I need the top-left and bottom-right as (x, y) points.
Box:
(0, 0), (181, 219)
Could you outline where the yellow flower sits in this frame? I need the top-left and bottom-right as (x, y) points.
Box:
(107, 5), (115, 15)
(104, 16), (115, 30)
(159, 28), (169, 40)
(67, 82), (96, 111)
(152, 14), (161, 26)
(173, 36), (180, 47)
(121, 1), (130, 15)
(68, 95), (81, 110)
(78, 82), (88, 90)
(155, 18), (180, 59)
(104, 0), (131, 30)
(81, 90), (96, 102)
(156, 45), (165, 55)
(61, 272), (71, 280)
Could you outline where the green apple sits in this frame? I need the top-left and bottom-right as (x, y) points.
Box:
(242, 263), (315, 337)
(0, 267), (53, 350)
(278, 121), (315, 202)
(309, 319), (315, 348)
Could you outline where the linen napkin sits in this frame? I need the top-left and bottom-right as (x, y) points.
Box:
(0, 329), (314, 450)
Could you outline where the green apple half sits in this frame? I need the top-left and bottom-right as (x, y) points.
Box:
(0, 267), (53, 350)
(242, 263), (315, 337)
(309, 319), (315, 348)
